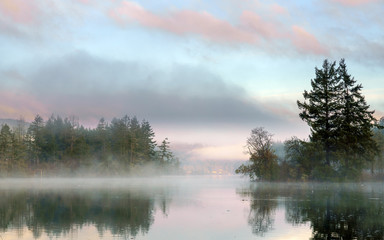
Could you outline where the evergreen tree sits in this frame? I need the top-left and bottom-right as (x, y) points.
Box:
(298, 59), (379, 179)
(110, 117), (128, 160)
(95, 117), (109, 160)
(42, 115), (61, 161)
(138, 120), (157, 162)
(128, 117), (140, 165)
(373, 117), (384, 175)
(157, 138), (179, 172)
(12, 118), (27, 170)
(63, 116), (78, 158)
(26, 115), (44, 167)
(158, 138), (173, 166)
(0, 124), (13, 172)
(297, 59), (342, 166)
(336, 59), (378, 176)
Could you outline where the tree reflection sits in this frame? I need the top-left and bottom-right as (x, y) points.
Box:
(0, 188), (170, 239)
(285, 184), (384, 240)
(238, 183), (384, 240)
(237, 184), (279, 236)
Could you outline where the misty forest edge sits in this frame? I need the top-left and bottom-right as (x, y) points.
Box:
(0, 115), (180, 176)
(1, 59), (384, 181)
(236, 59), (384, 181)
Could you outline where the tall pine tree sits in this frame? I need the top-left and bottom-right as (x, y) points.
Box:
(0, 124), (13, 172)
(26, 115), (44, 167)
(139, 120), (157, 162)
(297, 60), (342, 166)
(336, 59), (378, 175)
(298, 59), (379, 179)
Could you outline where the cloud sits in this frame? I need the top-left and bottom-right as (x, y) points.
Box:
(0, 0), (97, 39)
(0, 19), (25, 37)
(191, 143), (246, 161)
(270, 3), (289, 15)
(27, 51), (245, 99)
(239, 10), (328, 56)
(240, 10), (283, 39)
(330, 0), (378, 6)
(291, 25), (329, 55)
(108, 1), (327, 56)
(109, 1), (256, 44)
(170, 142), (207, 161)
(0, 0), (45, 38)
(0, 90), (47, 120)
(0, 0), (42, 25)
(1, 51), (296, 131)
(76, 0), (91, 4)
(169, 142), (248, 161)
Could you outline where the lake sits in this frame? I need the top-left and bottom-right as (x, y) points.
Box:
(0, 176), (383, 240)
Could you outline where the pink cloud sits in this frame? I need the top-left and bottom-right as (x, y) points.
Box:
(240, 10), (283, 39)
(241, 11), (327, 55)
(291, 25), (328, 55)
(76, 0), (91, 4)
(0, 91), (47, 121)
(270, 3), (288, 15)
(109, 1), (327, 56)
(331, 0), (378, 6)
(0, 0), (41, 25)
(0, 0), (96, 38)
(109, 1), (256, 44)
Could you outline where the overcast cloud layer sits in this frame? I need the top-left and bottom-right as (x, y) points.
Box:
(1, 51), (294, 127)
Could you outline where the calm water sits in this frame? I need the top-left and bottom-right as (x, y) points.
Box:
(0, 176), (383, 240)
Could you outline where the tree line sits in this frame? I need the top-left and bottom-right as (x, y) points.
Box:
(237, 59), (384, 181)
(0, 115), (180, 176)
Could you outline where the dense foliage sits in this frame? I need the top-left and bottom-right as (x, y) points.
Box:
(237, 59), (383, 181)
(235, 127), (279, 181)
(0, 114), (180, 176)
(296, 59), (380, 180)
(297, 59), (341, 166)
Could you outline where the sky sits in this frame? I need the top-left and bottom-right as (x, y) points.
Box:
(1, 0), (384, 162)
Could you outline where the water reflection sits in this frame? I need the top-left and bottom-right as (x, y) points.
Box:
(237, 185), (278, 236)
(238, 183), (384, 240)
(0, 185), (171, 239)
(1, 178), (384, 240)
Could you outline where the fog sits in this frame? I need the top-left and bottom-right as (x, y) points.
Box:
(0, 175), (248, 190)
(1, 176), (384, 240)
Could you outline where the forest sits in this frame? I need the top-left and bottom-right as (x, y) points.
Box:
(236, 59), (384, 181)
(0, 115), (180, 176)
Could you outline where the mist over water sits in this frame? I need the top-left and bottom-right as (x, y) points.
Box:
(0, 176), (383, 240)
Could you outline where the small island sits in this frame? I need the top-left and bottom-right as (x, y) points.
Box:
(236, 59), (384, 181)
